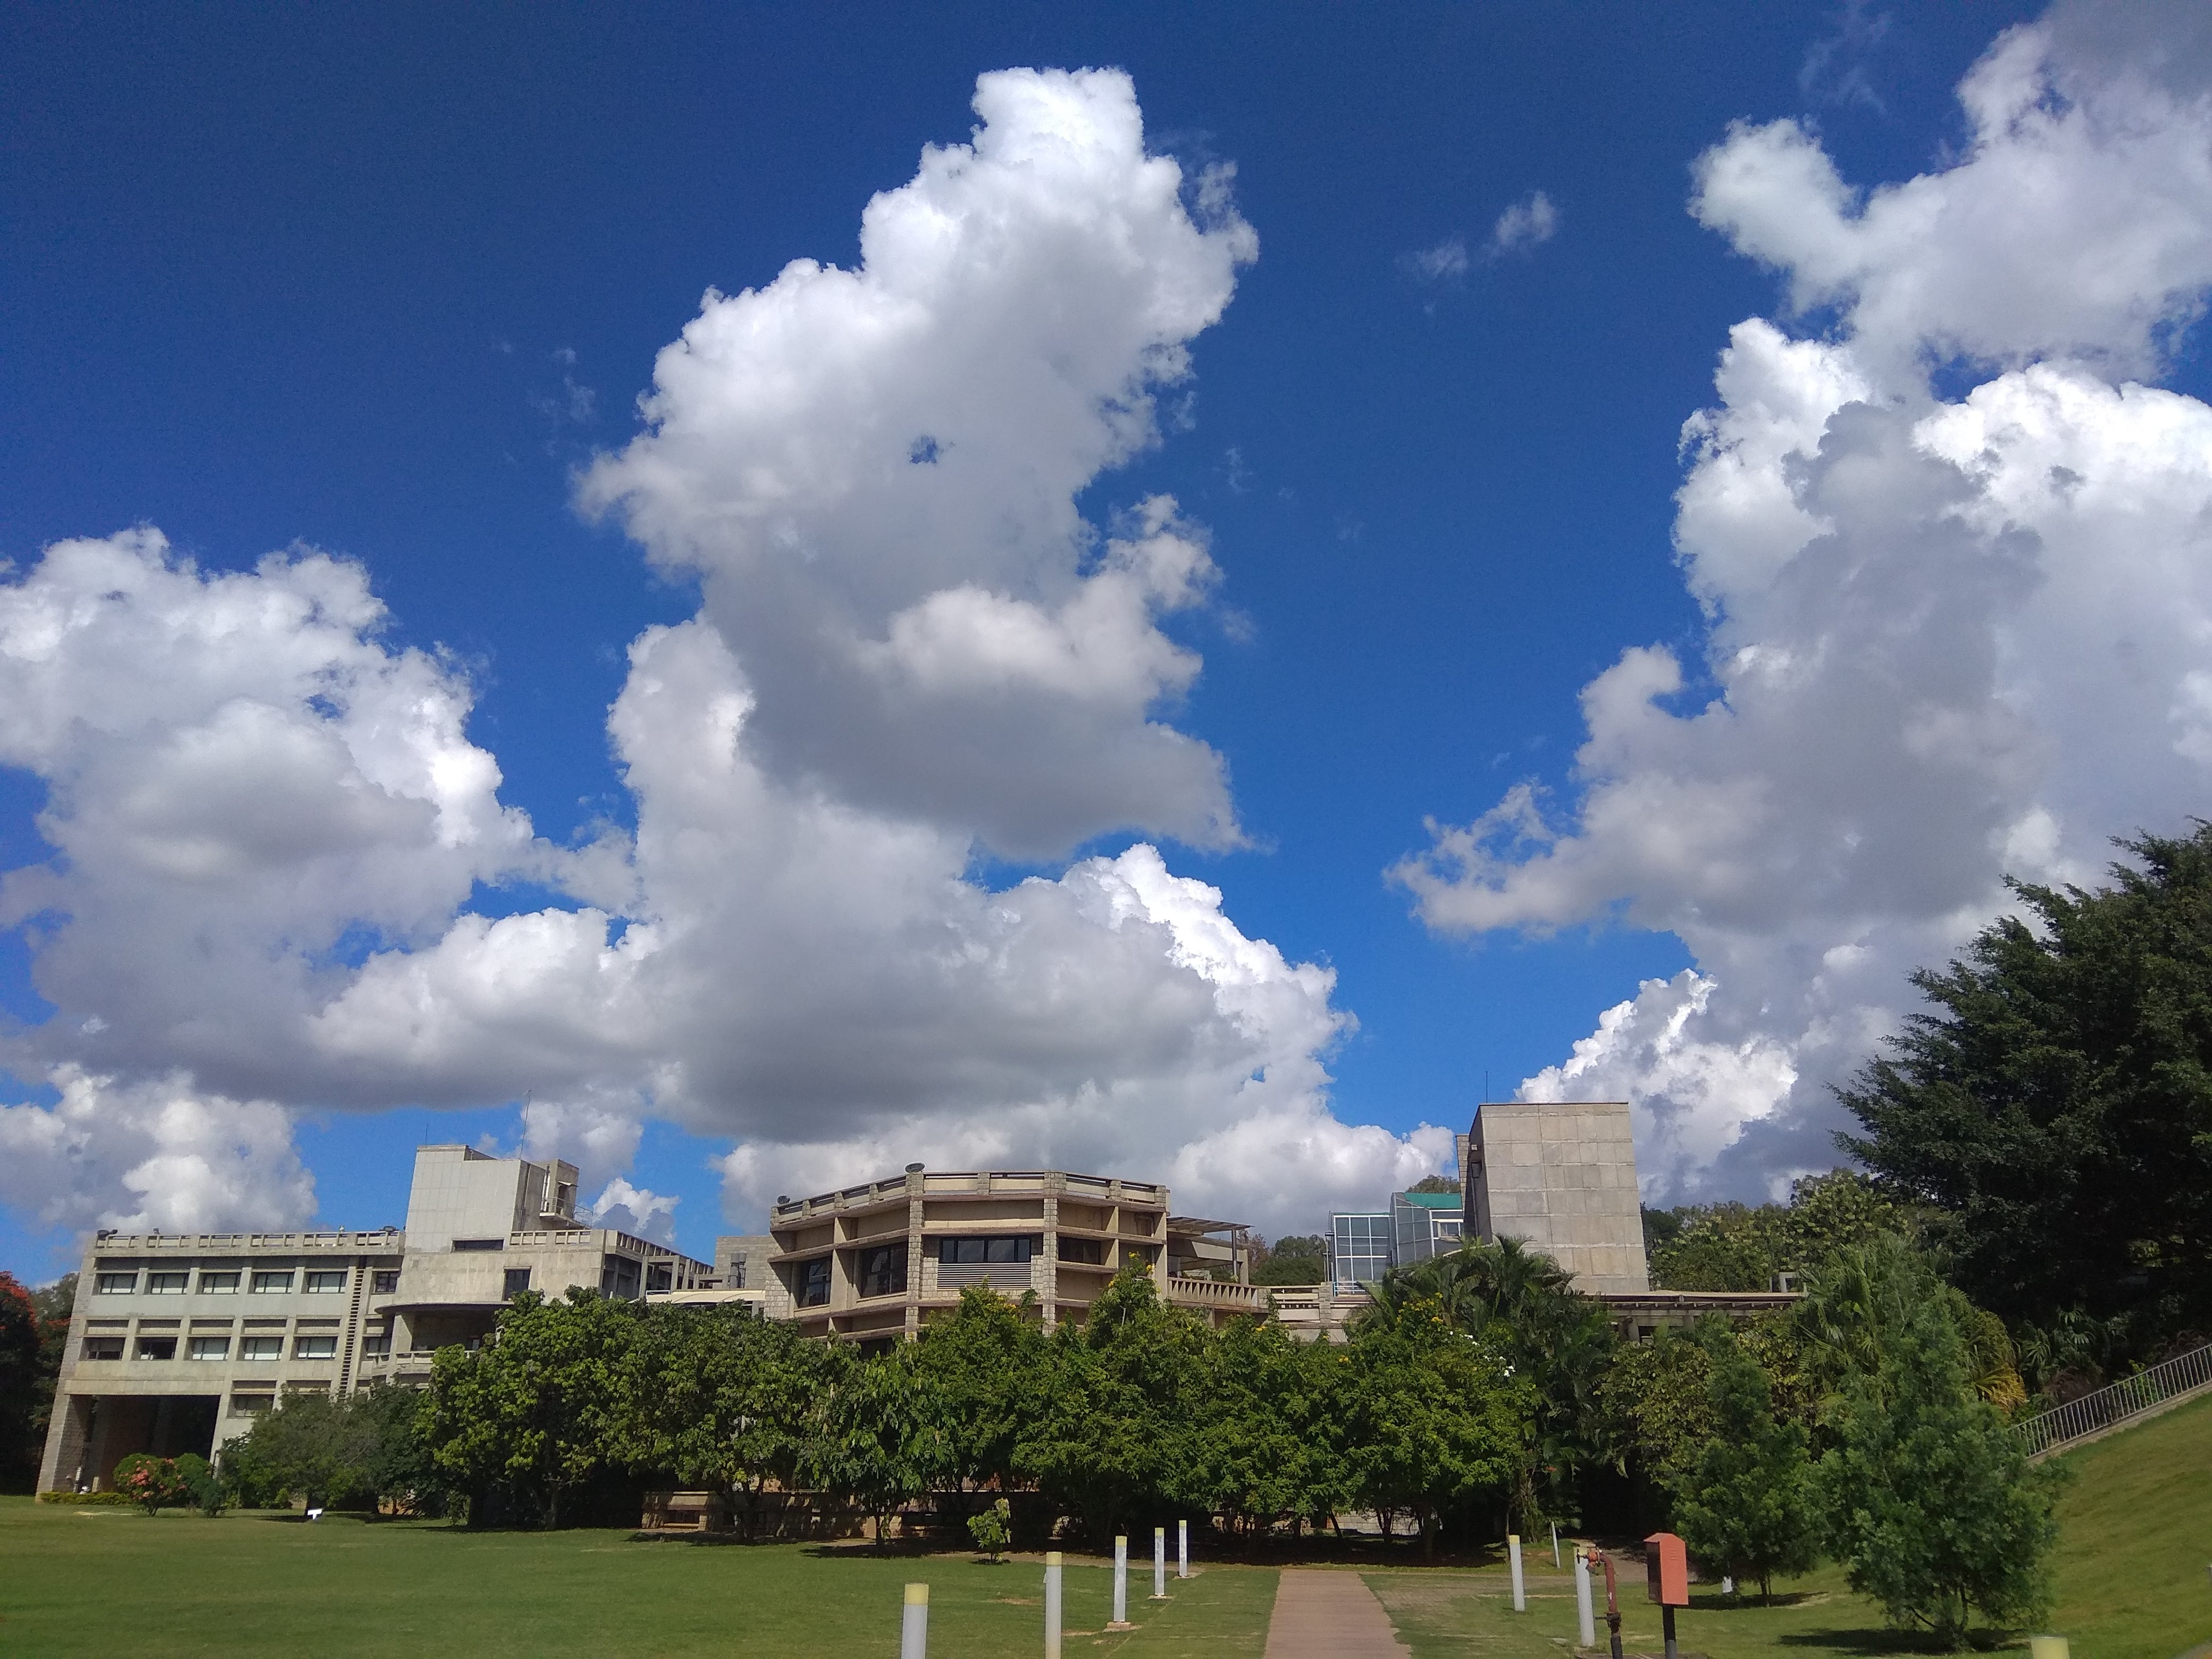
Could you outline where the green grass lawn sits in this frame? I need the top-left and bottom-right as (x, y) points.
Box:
(7, 1400), (2208, 1659)
(0, 1499), (1276, 1658)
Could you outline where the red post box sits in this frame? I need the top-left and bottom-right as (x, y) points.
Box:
(1644, 1531), (1689, 1607)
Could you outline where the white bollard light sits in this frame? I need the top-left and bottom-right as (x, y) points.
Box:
(900, 1582), (928, 1659)
(1575, 1551), (1596, 1649)
(1044, 1552), (1063, 1659)
(1552, 1521), (1561, 1568)
(1153, 1526), (1168, 1599)
(1508, 1533), (1526, 1613)
(1110, 1534), (1130, 1628)
(1178, 1516), (1189, 1579)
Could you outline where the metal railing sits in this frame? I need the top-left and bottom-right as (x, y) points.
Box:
(2012, 1340), (2212, 1456)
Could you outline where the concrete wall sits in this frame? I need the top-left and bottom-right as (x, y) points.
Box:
(1466, 1100), (1649, 1295)
(402, 1145), (579, 1253)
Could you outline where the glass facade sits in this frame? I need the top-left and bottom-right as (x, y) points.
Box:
(1390, 1192), (1465, 1267)
(1330, 1212), (1393, 1290)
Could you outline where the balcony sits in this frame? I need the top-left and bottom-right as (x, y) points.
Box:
(1163, 1276), (1267, 1316)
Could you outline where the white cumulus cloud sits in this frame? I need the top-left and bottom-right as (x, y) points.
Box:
(1, 69), (1447, 1243)
(1397, 13), (2212, 1199)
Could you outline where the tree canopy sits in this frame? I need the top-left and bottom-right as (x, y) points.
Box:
(1840, 824), (2212, 1363)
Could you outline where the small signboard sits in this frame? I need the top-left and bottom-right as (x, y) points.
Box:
(1644, 1531), (1689, 1607)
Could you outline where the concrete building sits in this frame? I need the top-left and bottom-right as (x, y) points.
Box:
(763, 1165), (1261, 1346)
(1462, 1100), (1650, 1296)
(37, 1144), (710, 1494)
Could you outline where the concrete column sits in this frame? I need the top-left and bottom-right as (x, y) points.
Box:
(900, 1582), (928, 1659)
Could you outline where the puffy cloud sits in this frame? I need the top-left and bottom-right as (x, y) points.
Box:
(1399, 15), (2212, 1199)
(1404, 237), (1470, 283)
(1, 70), (1443, 1245)
(578, 68), (1256, 862)
(0, 1066), (315, 1235)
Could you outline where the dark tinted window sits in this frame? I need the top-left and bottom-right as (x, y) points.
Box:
(797, 1257), (831, 1307)
(858, 1243), (908, 1298)
(938, 1236), (1036, 1264)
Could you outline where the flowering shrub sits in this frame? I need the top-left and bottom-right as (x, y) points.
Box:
(111, 1452), (188, 1516)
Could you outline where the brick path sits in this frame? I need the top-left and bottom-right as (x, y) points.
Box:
(1262, 1568), (1411, 1657)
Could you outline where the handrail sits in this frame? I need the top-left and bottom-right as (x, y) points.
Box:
(2012, 1340), (2212, 1456)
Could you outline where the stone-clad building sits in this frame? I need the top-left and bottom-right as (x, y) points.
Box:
(1462, 1099), (1651, 1296)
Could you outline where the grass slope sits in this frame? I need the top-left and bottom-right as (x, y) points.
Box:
(0, 1501), (1275, 1658)
(2044, 1389), (2212, 1659)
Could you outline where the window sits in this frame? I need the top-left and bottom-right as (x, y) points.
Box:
(858, 1242), (908, 1298)
(187, 1335), (230, 1361)
(453, 1237), (505, 1252)
(502, 1268), (532, 1297)
(937, 1236), (1036, 1265)
(94, 1271), (136, 1295)
(135, 1335), (178, 1360)
(796, 1257), (831, 1308)
(250, 1270), (293, 1294)
(145, 1271), (188, 1294)
(230, 1393), (275, 1415)
(600, 1255), (641, 1300)
(81, 1336), (124, 1361)
(1058, 1236), (1104, 1265)
(293, 1335), (337, 1360)
(644, 1261), (673, 1294)
(198, 1271), (240, 1294)
(239, 1336), (282, 1360)
(371, 1270), (399, 1294)
(303, 1270), (347, 1293)
(362, 1332), (391, 1358)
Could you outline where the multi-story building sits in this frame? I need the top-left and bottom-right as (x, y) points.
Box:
(1392, 1188), (1464, 1266)
(36, 1144), (711, 1495)
(763, 1164), (1260, 1347)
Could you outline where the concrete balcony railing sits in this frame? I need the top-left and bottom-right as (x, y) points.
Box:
(1163, 1276), (1267, 1315)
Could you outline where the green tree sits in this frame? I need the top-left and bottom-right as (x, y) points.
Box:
(1370, 1237), (1615, 1527)
(1596, 1325), (1717, 1494)
(421, 1287), (641, 1527)
(967, 1495), (1012, 1561)
(911, 1286), (1046, 1494)
(1815, 1291), (2061, 1646)
(1252, 1235), (1328, 1287)
(1185, 1314), (1340, 1535)
(623, 1302), (823, 1538)
(1840, 825), (2212, 1359)
(225, 1390), (376, 1509)
(1340, 1295), (1531, 1557)
(1405, 1174), (1461, 1195)
(0, 1271), (41, 1490)
(805, 1343), (947, 1548)
(1016, 1260), (1205, 1542)
(1673, 1327), (1816, 1601)
(111, 1452), (188, 1515)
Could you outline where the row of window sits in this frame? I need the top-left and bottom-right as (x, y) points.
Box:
(83, 1333), (340, 1361)
(792, 1235), (1113, 1308)
(93, 1267), (401, 1296)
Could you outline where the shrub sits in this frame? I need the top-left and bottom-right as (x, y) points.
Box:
(111, 1453), (188, 1516)
(967, 1496), (1012, 1561)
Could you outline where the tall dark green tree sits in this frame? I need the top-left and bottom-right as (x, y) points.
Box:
(805, 1343), (949, 1548)
(1840, 825), (2212, 1358)
(910, 1286), (1046, 1495)
(1673, 1327), (1817, 1602)
(0, 1271), (44, 1490)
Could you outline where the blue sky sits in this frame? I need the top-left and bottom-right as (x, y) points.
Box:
(7, 2), (2211, 1277)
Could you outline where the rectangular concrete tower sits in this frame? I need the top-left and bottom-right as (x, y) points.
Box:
(1463, 1100), (1649, 1295)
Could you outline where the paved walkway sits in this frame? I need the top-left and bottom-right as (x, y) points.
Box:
(1262, 1568), (1411, 1657)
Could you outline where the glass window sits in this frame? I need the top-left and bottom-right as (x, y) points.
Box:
(453, 1238), (505, 1252)
(145, 1271), (188, 1294)
(1058, 1236), (1104, 1265)
(81, 1336), (124, 1361)
(239, 1336), (282, 1360)
(230, 1393), (275, 1415)
(303, 1270), (346, 1293)
(187, 1335), (230, 1360)
(293, 1335), (337, 1360)
(94, 1271), (136, 1295)
(135, 1335), (177, 1360)
(371, 1269), (399, 1294)
(858, 1242), (908, 1298)
(796, 1257), (831, 1308)
(198, 1271), (240, 1294)
(250, 1270), (293, 1294)
(362, 1333), (391, 1358)
(937, 1236), (1035, 1265)
(502, 1268), (532, 1297)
